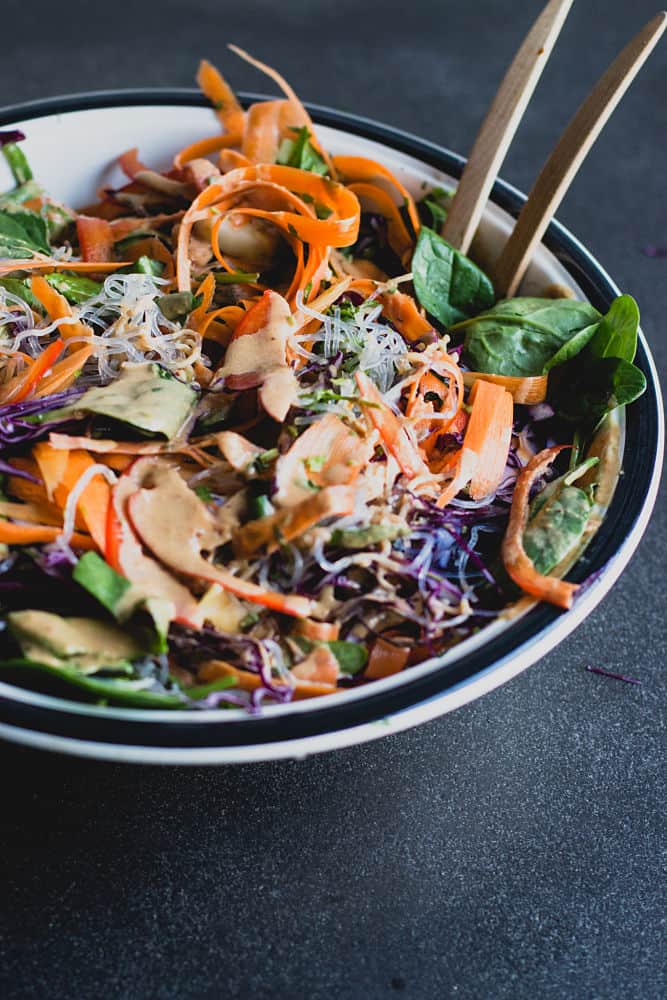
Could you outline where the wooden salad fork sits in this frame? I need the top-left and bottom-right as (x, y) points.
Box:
(441, 0), (575, 254)
(493, 11), (667, 297)
(441, 0), (666, 299)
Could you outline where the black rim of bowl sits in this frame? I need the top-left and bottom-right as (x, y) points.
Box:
(0, 89), (661, 751)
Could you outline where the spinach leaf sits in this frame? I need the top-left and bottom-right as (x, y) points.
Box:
(542, 322), (599, 372)
(461, 297), (601, 376)
(0, 209), (50, 258)
(2, 142), (33, 185)
(550, 355), (646, 426)
(588, 293), (639, 363)
(276, 127), (329, 176)
(413, 227), (495, 327)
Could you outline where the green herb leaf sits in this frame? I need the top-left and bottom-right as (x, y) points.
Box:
(276, 126), (329, 176)
(418, 186), (452, 228)
(250, 494), (275, 519)
(412, 227), (494, 327)
(0, 276), (41, 309)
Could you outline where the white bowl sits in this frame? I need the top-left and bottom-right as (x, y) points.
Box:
(0, 91), (662, 763)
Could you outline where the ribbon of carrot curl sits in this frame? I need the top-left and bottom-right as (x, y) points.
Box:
(0, 47), (643, 708)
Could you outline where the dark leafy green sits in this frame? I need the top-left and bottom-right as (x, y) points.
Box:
(588, 293), (639, 363)
(276, 126), (329, 176)
(0, 209), (50, 258)
(550, 355), (646, 427)
(461, 297), (601, 376)
(412, 227), (495, 327)
(132, 255), (164, 278)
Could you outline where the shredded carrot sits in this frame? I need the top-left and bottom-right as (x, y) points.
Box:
(0, 338), (64, 405)
(463, 371), (548, 405)
(197, 58), (246, 136)
(227, 46), (336, 177)
(32, 445), (111, 552)
(355, 371), (430, 480)
(30, 276), (93, 354)
(0, 259), (129, 276)
(0, 522), (95, 549)
(232, 484), (356, 557)
(76, 216), (114, 263)
(118, 148), (148, 180)
(291, 645), (339, 685)
(365, 637), (410, 679)
(347, 182), (415, 265)
(466, 379), (514, 501)
(502, 446), (578, 610)
(198, 659), (339, 699)
(173, 133), (243, 170)
(435, 378), (513, 506)
(188, 273), (217, 332)
(242, 99), (288, 164)
(293, 619), (341, 643)
(176, 165), (359, 292)
(332, 155), (420, 235)
(34, 346), (93, 397)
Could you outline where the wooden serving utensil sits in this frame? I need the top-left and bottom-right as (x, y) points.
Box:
(493, 11), (667, 298)
(441, 0), (575, 254)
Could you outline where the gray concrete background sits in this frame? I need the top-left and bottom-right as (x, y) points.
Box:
(0, 2), (665, 997)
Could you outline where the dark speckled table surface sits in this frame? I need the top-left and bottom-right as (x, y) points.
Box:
(0, 1), (665, 997)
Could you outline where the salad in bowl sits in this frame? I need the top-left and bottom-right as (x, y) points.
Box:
(0, 50), (647, 714)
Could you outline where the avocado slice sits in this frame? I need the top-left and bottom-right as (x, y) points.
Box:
(7, 610), (143, 673)
(58, 363), (197, 440)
